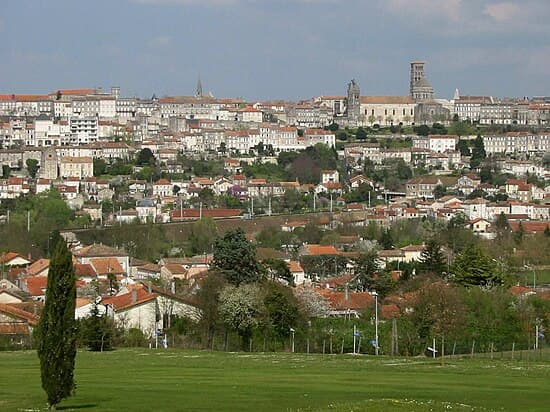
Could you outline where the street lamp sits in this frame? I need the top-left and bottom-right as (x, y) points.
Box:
(371, 290), (379, 355)
(290, 328), (295, 353)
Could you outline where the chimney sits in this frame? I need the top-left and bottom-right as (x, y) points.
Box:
(131, 289), (137, 303)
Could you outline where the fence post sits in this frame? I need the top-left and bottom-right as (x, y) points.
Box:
(452, 341), (456, 356)
(307, 338), (310, 354)
(341, 338), (345, 354)
(511, 342), (515, 360)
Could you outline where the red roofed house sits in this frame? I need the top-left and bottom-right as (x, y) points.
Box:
(317, 288), (373, 318)
(301, 244), (340, 256)
(0, 303), (39, 346)
(102, 285), (158, 335)
(0, 252), (31, 268)
(74, 244), (130, 276)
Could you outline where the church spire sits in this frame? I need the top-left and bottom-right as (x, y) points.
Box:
(196, 75), (203, 98)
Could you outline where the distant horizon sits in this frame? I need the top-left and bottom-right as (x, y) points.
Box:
(2, 1), (549, 101)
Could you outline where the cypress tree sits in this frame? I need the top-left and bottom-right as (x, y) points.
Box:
(36, 239), (77, 410)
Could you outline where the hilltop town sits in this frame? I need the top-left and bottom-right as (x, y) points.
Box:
(1, 61), (549, 352)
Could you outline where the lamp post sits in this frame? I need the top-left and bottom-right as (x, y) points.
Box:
(290, 328), (295, 353)
(371, 290), (379, 355)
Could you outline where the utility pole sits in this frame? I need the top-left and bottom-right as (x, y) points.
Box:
(27, 210), (30, 232)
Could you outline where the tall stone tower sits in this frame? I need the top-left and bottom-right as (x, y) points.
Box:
(41, 147), (58, 180)
(196, 75), (203, 98)
(410, 61), (434, 101)
(346, 79), (361, 123)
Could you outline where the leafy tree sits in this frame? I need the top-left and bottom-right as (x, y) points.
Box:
(356, 127), (367, 141)
(433, 185), (446, 199)
(494, 212), (510, 238)
(414, 124), (430, 136)
(136, 148), (155, 166)
(212, 228), (262, 285)
(351, 251), (379, 291)
(294, 287), (329, 318)
(219, 283), (263, 350)
(196, 271), (226, 347)
(544, 226), (550, 238)
(396, 160), (412, 180)
(263, 258), (294, 285)
(379, 228), (394, 249)
(327, 122), (339, 132)
(93, 158), (107, 176)
(451, 244), (502, 287)
(36, 240), (77, 410)
(188, 217), (218, 256)
(79, 302), (113, 351)
(263, 282), (303, 344)
(419, 238), (446, 276)
(26, 158), (39, 178)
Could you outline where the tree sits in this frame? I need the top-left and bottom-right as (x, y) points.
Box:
(212, 228), (262, 285)
(80, 302), (113, 351)
(263, 282), (303, 344)
(2, 165), (10, 178)
(470, 135), (486, 169)
(219, 284), (263, 350)
(36, 239), (77, 410)
(356, 127), (367, 141)
(136, 148), (155, 166)
(351, 251), (379, 291)
(456, 139), (470, 156)
(26, 158), (39, 178)
(263, 258), (294, 285)
(494, 212), (510, 238)
(196, 271), (226, 348)
(188, 217), (218, 255)
(433, 185), (446, 199)
(450, 244), (503, 287)
(419, 238), (446, 276)
(379, 228), (394, 250)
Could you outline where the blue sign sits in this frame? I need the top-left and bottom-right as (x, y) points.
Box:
(354, 332), (360, 337)
(156, 329), (162, 335)
(370, 339), (377, 347)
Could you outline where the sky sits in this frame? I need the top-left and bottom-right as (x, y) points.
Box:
(1, 0), (549, 101)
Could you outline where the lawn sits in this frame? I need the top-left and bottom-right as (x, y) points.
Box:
(0, 349), (549, 412)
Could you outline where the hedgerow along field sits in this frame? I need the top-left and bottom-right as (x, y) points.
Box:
(1, 349), (549, 412)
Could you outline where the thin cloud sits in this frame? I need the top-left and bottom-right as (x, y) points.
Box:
(484, 2), (520, 22)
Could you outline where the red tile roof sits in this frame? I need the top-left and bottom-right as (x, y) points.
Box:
(317, 289), (373, 311)
(304, 244), (340, 256)
(102, 288), (156, 311)
(0, 303), (39, 326)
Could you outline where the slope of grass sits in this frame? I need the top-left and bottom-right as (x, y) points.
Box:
(0, 349), (548, 412)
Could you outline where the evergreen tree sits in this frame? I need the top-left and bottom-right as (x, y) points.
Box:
(379, 228), (394, 250)
(419, 238), (446, 276)
(212, 228), (262, 285)
(450, 244), (502, 287)
(80, 302), (113, 351)
(36, 240), (77, 410)
(470, 135), (486, 169)
(494, 212), (510, 236)
(544, 225), (550, 238)
(514, 221), (525, 244)
(351, 251), (379, 291)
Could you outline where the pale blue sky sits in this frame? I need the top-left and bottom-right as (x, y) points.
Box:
(1, 0), (549, 100)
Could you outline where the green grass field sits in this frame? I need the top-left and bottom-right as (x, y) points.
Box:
(1, 349), (549, 412)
